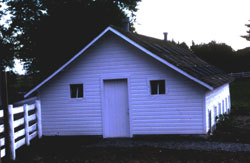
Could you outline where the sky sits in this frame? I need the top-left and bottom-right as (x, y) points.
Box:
(134, 0), (250, 51)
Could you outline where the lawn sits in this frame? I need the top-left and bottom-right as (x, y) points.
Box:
(230, 78), (250, 114)
(3, 78), (250, 163)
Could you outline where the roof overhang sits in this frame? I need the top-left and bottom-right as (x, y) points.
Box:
(24, 26), (213, 98)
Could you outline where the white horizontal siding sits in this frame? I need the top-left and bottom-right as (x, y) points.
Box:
(39, 33), (206, 136)
(205, 83), (230, 132)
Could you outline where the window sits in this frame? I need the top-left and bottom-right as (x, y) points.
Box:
(150, 80), (165, 95)
(225, 97), (228, 113)
(208, 110), (212, 133)
(70, 84), (83, 98)
(218, 103), (221, 115)
(228, 95), (231, 113)
(222, 100), (225, 113)
(214, 106), (217, 122)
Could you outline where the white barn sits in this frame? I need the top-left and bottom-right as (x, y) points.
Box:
(24, 26), (233, 138)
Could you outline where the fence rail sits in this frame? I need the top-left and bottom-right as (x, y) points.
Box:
(0, 109), (6, 158)
(0, 99), (42, 160)
(13, 97), (37, 107)
(229, 72), (250, 78)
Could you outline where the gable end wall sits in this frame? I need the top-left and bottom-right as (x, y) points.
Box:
(39, 33), (207, 136)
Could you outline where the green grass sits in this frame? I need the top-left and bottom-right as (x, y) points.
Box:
(230, 78), (250, 115)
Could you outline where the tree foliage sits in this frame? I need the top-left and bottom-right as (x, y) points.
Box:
(1, 0), (141, 77)
(0, 2), (15, 70)
(242, 21), (250, 41)
(191, 41), (234, 72)
(191, 41), (250, 73)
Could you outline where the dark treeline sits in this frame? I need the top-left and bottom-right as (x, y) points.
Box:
(7, 72), (39, 103)
(0, 0), (141, 76)
(190, 41), (250, 73)
(0, 0), (141, 102)
(192, 21), (250, 73)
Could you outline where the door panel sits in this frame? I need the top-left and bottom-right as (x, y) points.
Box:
(103, 79), (130, 137)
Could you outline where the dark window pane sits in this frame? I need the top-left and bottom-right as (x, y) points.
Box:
(70, 84), (83, 98)
(158, 80), (165, 94)
(150, 81), (158, 95)
(78, 84), (83, 97)
(70, 85), (77, 98)
(150, 80), (165, 95)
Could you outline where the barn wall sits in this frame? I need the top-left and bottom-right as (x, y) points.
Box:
(39, 32), (207, 136)
(205, 83), (230, 132)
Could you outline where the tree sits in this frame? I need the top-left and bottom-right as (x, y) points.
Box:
(241, 21), (250, 41)
(2, 0), (141, 78)
(234, 47), (250, 72)
(191, 41), (235, 72)
(0, 40), (14, 70)
(0, 1), (16, 70)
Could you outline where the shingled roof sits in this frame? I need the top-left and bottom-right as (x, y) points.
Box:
(111, 26), (234, 89)
(25, 26), (233, 97)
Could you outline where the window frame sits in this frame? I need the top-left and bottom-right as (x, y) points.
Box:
(213, 106), (217, 121)
(225, 97), (228, 113)
(218, 102), (221, 115)
(149, 79), (166, 96)
(69, 83), (84, 99)
(222, 99), (225, 114)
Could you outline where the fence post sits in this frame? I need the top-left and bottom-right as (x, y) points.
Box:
(35, 100), (42, 138)
(8, 104), (15, 160)
(2, 71), (9, 161)
(24, 104), (30, 146)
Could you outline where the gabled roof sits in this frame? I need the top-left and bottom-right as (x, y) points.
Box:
(24, 26), (233, 98)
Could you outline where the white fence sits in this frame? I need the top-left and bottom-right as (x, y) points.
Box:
(0, 100), (42, 160)
(229, 72), (250, 78)
(0, 109), (6, 158)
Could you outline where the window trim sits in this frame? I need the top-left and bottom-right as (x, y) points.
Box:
(213, 106), (217, 122)
(222, 99), (225, 114)
(218, 102), (221, 115)
(149, 79), (167, 96)
(69, 83), (84, 99)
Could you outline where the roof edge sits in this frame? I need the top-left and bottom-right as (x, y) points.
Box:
(109, 28), (214, 90)
(25, 26), (214, 98)
(24, 26), (113, 98)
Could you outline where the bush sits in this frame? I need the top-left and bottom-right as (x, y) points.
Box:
(215, 114), (234, 130)
(216, 114), (234, 131)
(210, 114), (235, 142)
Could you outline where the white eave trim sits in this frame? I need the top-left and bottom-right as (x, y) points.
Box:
(24, 27), (111, 98)
(24, 26), (213, 98)
(109, 28), (213, 91)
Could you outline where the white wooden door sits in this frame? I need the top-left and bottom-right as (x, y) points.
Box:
(103, 79), (130, 138)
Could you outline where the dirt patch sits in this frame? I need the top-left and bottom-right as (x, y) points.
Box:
(8, 143), (250, 163)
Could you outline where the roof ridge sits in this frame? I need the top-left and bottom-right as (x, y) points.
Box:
(111, 25), (194, 55)
(24, 25), (233, 97)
